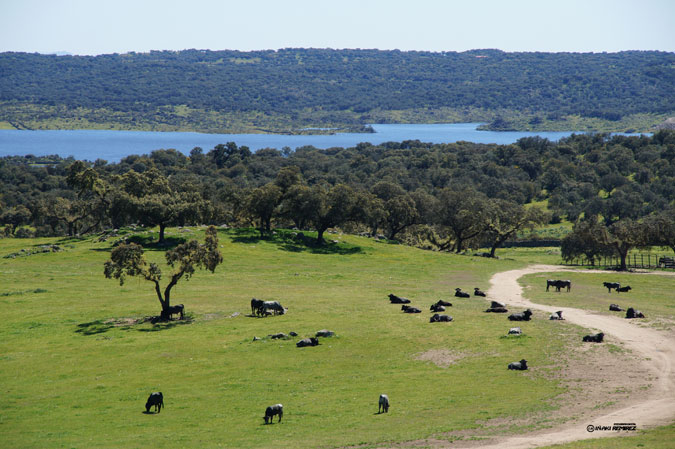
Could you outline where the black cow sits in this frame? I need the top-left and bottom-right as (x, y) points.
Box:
(251, 298), (264, 316)
(474, 288), (486, 297)
(435, 299), (453, 306)
(430, 313), (453, 323)
(547, 279), (571, 292)
(508, 359), (528, 370)
(388, 294), (411, 304)
(545, 279), (558, 292)
(609, 303), (624, 312)
(603, 282), (621, 293)
(454, 288), (470, 298)
(485, 307), (508, 313)
(582, 332), (604, 342)
(625, 308), (645, 319)
(508, 309), (533, 321)
(165, 304), (184, 320)
(145, 392), (164, 413)
(261, 301), (286, 316)
(264, 404), (283, 424)
(549, 310), (564, 320)
(430, 303), (446, 313)
(617, 285), (632, 293)
(296, 337), (320, 347)
(401, 305), (422, 313)
(378, 394), (390, 413)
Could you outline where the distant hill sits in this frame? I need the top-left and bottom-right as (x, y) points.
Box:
(1, 49), (673, 133)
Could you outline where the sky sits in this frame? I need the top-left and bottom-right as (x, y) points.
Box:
(1, 0), (673, 55)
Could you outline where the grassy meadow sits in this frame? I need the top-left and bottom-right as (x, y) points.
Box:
(0, 228), (672, 448)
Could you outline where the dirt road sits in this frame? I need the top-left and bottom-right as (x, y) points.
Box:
(453, 264), (675, 448)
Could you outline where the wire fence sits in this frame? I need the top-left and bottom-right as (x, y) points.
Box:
(561, 253), (675, 269)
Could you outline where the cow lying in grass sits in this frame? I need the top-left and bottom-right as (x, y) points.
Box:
(378, 394), (389, 413)
(485, 300), (508, 313)
(626, 307), (645, 319)
(429, 313), (453, 323)
(508, 327), (522, 335)
(583, 332), (604, 343)
(508, 359), (528, 370)
(296, 337), (319, 347)
(388, 294), (411, 304)
(508, 309), (533, 321)
(617, 285), (632, 293)
(609, 303), (624, 312)
(264, 404), (283, 423)
(145, 392), (164, 413)
(549, 310), (564, 320)
(454, 288), (470, 298)
(430, 303), (446, 313)
(474, 288), (486, 297)
(401, 305), (422, 313)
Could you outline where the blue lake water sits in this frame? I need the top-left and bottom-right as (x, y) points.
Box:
(0, 123), (615, 162)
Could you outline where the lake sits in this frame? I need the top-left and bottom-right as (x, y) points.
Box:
(0, 123), (613, 162)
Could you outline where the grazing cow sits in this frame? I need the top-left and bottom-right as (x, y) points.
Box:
(430, 313), (453, 323)
(251, 298), (264, 316)
(430, 303), (446, 313)
(474, 288), (486, 297)
(508, 309), (533, 321)
(166, 304), (184, 320)
(378, 394), (390, 413)
(296, 337), (320, 347)
(264, 404), (283, 424)
(609, 304), (624, 312)
(625, 308), (645, 319)
(388, 294), (411, 304)
(617, 285), (632, 293)
(508, 359), (528, 370)
(401, 305), (422, 313)
(508, 327), (522, 335)
(145, 392), (164, 413)
(549, 310), (564, 320)
(603, 282), (621, 293)
(454, 288), (470, 298)
(262, 301), (286, 316)
(582, 332), (604, 343)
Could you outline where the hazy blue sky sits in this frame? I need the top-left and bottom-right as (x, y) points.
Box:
(1, 0), (673, 55)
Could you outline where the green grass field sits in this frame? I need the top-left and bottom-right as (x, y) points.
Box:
(0, 228), (672, 448)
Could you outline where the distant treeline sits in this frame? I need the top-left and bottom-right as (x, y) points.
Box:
(1, 49), (673, 132)
(1, 131), (674, 265)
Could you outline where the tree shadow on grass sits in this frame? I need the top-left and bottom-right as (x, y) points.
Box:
(229, 228), (363, 255)
(88, 234), (187, 253)
(75, 315), (194, 335)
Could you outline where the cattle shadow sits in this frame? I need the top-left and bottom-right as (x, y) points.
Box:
(75, 315), (194, 335)
(229, 228), (363, 255)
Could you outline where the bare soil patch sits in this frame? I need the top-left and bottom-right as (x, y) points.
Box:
(414, 349), (468, 368)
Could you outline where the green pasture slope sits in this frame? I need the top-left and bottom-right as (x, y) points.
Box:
(0, 228), (670, 448)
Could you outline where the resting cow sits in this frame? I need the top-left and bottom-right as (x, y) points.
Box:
(454, 288), (470, 298)
(145, 392), (164, 413)
(264, 404), (283, 424)
(625, 308), (645, 319)
(609, 304), (624, 312)
(603, 282), (621, 293)
(508, 327), (522, 335)
(429, 313), (453, 323)
(474, 288), (486, 297)
(435, 299), (453, 306)
(549, 310), (564, 320)
(401, 305), (422, 313)
(508, 309), (533, 321)
(485, 307), (508, 313)
(430, 303), (446, 313)
(296, 337), (319, 347)
(508, 359), (528, 370)
(582, 332), (604, 342)
(617, 285), (632, 293)
(378, 394), (390, 413)
(388, 294), (411, 304)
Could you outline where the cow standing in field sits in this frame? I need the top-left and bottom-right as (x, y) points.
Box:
(261, 301), (286, 316)
(378, 394), (390, 413)
(264, 404), (283, 423)
(251, 298), (264, 316)
(166, 304), (184, 320)
(603, 282), (621, 293)
(547, 279), (571, 292)
(145, 392), (164, 413)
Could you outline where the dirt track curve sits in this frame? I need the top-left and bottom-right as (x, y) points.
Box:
(446, 264), (675, 449)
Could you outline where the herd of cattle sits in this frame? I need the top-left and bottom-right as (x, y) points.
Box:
(145, 275), (647, 423)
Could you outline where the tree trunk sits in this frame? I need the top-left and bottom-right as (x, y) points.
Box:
(317, 228), (325, 245)
(158, 223), (166, 243)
